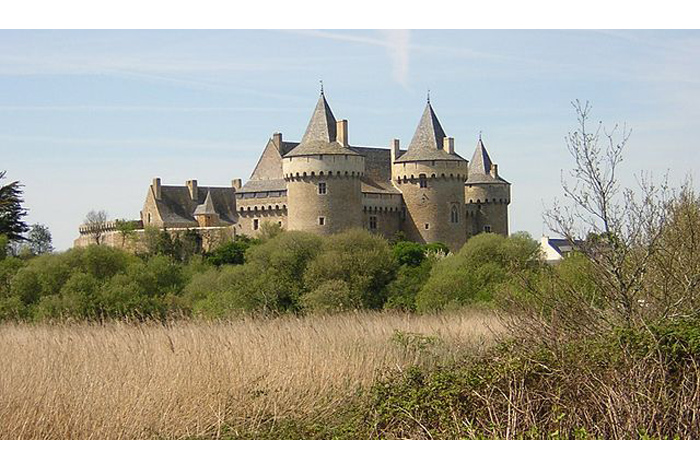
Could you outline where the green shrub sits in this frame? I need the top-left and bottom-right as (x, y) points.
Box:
(301, 279), (353, 312)
(392, 241), (426, 267)
(385, 260), (434, 311)
(416, 232), (541, 311)
(304, 229), (397, 310)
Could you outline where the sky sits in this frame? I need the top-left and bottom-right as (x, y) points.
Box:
(1, 29), (699, 250)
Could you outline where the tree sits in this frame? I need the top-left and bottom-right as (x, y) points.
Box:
(0, 171), (29, 242)
(26, 224), (53, 255)
(84, 210), (108, 245)
(544, 100), (668, 326)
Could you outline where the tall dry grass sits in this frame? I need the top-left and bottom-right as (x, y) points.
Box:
(0, 309), (502, 439)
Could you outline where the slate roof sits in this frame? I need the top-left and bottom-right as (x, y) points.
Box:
(239, 179), (287, 193)
(193, 191), (217, 216)
(466, 138), (510, 184)
(361, 177), (402, 194)
(155, 186), (237, 225)
(285, 93), (360, 157)
(544, 237), (581, 256)
(397, 102), (466, 163)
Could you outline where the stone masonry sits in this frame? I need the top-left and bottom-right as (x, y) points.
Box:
(74, 90), (511, 253)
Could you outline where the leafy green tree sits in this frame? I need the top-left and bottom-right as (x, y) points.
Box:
(385, 260), (434, 311)
(0, 171), (29, 242)
(392, 241), (426, 267)
(304, 229), (397, 309)
(26, 224), (53, 255)
(416, 232), (541, 311)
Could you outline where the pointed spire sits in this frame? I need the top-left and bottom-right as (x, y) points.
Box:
(286, 89), (359, 157)
(466, 137), (508, 184)
(469, 137), (493, 175)
(193, 190), (217, 216)
(399, 101), (464, 162)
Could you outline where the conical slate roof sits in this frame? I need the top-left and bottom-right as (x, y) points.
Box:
(397, 102), (465, 162)
(286, 92), (359, 157)
(193, 191), (218, 216)
(466, 138), (509, 184)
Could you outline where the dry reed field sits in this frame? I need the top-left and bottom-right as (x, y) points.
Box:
(0, 309), (502, 439)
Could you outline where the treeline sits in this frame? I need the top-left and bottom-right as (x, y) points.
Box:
(0, 226), (549, 321)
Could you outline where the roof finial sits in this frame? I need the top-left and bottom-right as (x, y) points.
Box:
(320, 80), (324, 96)
(479, 130), (483, 141)
(427, 88), (431, 104)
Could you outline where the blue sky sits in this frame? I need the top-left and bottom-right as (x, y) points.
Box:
(1, 30), (699, 249)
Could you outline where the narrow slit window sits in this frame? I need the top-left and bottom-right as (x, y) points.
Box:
(369, 215), (377, 230)
(419, 174), (428, 188)
(319, 217), (325, 226)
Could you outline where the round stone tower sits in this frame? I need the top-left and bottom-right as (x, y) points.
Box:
(282, 91), (364, 235)
(392, 100), (468, 252)
(464, 138), (511, 237)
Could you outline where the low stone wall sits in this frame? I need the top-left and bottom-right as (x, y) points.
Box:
(73, 225), (236, 253)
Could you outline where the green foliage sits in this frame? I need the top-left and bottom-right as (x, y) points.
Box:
(301, 279), (353, 312)
(416, 232), (541, 312)
(385, 260), (434, 311)
(206, 237), (256, 266)
(392, 241), (425, 267)
(26, 224), (53, 255)
(0, 171), (29, 242)
(0, 234), (8, 260)
(258, 220), (284, 242)
(304, 229), (397, 310)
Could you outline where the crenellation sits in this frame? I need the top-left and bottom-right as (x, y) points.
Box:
(74, 89), (511, 252)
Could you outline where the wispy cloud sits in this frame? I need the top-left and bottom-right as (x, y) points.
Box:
(0, 134), (259, 152)
(0, 105), (307, 113)
(381, 30), (411, 90)
(286, 30), (412, 88)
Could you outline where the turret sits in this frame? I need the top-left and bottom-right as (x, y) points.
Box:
(464, 137), (511, 237)
(282, 89), (364, 234)
(393, 99), (468, 252)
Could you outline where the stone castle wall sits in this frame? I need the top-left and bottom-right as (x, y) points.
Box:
(393, 160), (468, 252)
(283, 154), (364, 235)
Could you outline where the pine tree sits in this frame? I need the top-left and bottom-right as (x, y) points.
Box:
(0, 171), (29, 242)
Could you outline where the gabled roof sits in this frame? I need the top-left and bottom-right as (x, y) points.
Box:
(153, 185), (237, 226)
(193, 191), (217, 216)
(397, 102), (465, 162)
(285, 93), (360, 157)
(466, 138), (509, 184)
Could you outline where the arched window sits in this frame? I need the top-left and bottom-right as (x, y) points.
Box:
(450, 205), (459, 224)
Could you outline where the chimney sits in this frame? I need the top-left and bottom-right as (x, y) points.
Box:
(444, 136), (455, 154)
(390, 138), (400, 163)
(232, 179), (242, 190)
(272, 132), (283, 150)
(336, 119), (348, 147)
(186, 179), (198, 200)
(490, 164), (499, 178)
(152, 178), (161, 200)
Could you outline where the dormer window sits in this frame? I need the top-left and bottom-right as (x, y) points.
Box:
(419, 174), (428, 188)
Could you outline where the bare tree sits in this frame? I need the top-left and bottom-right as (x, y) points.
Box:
(545, 100), (669, 326)
(84, 210), (108, 245)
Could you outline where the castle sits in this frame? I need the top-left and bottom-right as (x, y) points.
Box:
(75, 90), (511, 252)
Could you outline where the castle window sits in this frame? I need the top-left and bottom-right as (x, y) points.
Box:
(318, 217), (325, 226)
(424, 223), (430, 230)
(253, 219), (259, 230)
(147, 213), (151, 224)
(484, 225), (492, 233)
(419, 174), (428, 188)
(369, 215), (377, 230)
(278, 221), (282, 226)
(318, 182), (327, 195)
(450, 206), (459, 224)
